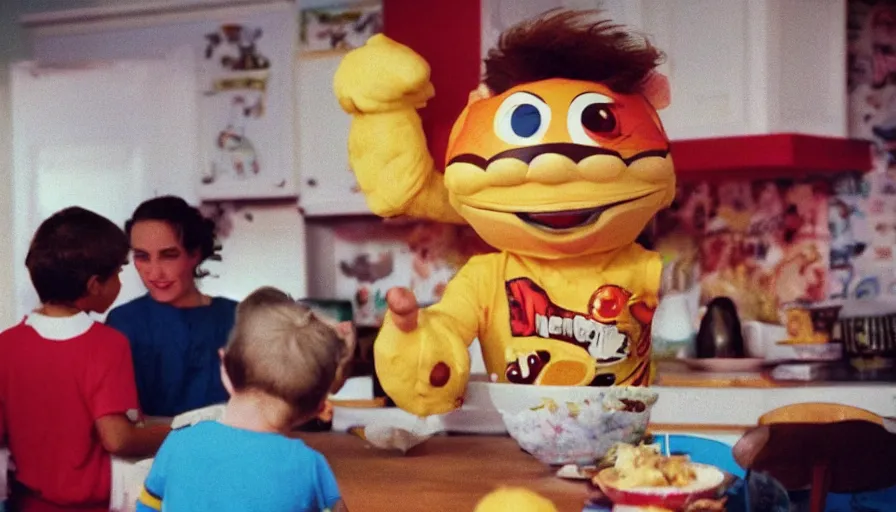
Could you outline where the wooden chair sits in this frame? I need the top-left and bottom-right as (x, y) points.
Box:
(733, 402), (896, 512)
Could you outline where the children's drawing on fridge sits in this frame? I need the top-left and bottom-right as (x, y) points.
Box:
(198, 19), (296, 200)
(334, 221), (493, 326)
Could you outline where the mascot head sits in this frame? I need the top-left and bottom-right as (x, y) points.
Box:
(444, 10), (675, 259)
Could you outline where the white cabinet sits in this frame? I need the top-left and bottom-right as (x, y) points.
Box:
(27, 2), (300, 201)
(645, 0), (846, 139)
(296, 54), (371, 217)
(481, 0), (847, 139)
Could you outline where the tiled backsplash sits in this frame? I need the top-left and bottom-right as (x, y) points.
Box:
(654, 172), (896, 323)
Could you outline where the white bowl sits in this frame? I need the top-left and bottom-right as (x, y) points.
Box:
(466, 380), (611, 413)
(467, 382), (657, 466)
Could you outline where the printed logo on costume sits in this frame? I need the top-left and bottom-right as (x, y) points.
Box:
(505, 278), (633, 364)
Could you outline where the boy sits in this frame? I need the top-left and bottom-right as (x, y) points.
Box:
(0, 206), (171, 511)
(136, 287), (350, 512)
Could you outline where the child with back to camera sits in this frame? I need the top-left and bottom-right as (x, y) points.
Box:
(0, 207), (171, 512)
(135, 286), (350, 512)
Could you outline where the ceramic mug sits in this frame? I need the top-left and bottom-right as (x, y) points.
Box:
(741, 321), (787, 359)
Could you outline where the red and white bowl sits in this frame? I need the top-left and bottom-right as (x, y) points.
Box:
(593, 463), (726, 510)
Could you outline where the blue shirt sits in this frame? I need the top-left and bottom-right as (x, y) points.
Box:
(136, 421), (342, 512)
(106, 295), (237, 417)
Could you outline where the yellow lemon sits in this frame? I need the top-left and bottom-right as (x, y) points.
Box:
(473, 487), (559, 512)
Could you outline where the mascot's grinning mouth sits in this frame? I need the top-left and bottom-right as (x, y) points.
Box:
(448, 142), (670, 170)
(516, 194), (652, 231)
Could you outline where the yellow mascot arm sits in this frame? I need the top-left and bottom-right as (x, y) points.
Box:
(374, 255), (493, 417)
(333, 34), (465, 225)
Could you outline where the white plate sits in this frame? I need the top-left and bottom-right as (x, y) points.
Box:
(681, 358), (768, 372)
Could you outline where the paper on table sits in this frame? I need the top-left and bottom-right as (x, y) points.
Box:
(171, 403), (226, 429)
(360, 417), (438, 454)
(110, 457), (153, 512)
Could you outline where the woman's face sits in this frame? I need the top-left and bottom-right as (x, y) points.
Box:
(130, 220), (200, 306)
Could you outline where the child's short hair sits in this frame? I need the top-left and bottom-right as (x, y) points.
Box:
(223, 287), (346, 418)
(25, 206), (129, 304)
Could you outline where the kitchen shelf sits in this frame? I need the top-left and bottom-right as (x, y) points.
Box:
(670, 133), (875, 182)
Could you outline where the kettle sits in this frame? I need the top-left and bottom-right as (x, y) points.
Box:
(695, 296), (746, 358)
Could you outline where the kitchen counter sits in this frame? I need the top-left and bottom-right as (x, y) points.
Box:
(332, 375), (896, 436)
(296, 432), (587, 512)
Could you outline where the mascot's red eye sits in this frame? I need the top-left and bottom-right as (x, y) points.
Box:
(581, 104), (617, 134)
(567, 92), (621, 145)
(589, 285), (631, 323)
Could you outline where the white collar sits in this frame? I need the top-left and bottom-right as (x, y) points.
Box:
(25, 311), (94, 341)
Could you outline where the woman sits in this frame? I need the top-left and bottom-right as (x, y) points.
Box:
(107, 196), (237, 418)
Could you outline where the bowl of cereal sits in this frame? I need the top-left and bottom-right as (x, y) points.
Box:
(593, 443), (727, 509)
(471, 382), (657, 466)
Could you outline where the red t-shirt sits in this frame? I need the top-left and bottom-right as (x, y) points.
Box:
(0, 315), (140, 511)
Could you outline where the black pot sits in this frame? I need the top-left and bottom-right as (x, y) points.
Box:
(695, 297), (746, 358)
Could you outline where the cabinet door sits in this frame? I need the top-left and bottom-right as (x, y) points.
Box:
(641, 0), (752, 139)
(10, 57), (197, 319)
(296, 55), (371, 216)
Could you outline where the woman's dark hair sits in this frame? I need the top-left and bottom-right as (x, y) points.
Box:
(125, 195), (220, 278)
(26, 206), (129, 304)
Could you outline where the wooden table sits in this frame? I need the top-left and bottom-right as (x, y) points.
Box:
(297, 433), (589, 512)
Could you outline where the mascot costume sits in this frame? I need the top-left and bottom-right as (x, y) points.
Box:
(333, 10), (675, 417)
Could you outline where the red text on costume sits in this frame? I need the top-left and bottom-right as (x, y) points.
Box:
(505, 278), (640, 364)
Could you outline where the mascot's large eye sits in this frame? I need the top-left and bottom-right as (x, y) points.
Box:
(567, 92), (620, 145)
(493, 92), (552, 145)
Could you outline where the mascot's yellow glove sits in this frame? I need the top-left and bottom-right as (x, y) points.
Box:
(333, 34), (433, 114)
(333, 35), (464, 224)
(375, 287), (472, 417)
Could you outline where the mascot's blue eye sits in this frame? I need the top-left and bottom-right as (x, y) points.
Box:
(510, 104), (542, 138)
(494, 92), (550, 144)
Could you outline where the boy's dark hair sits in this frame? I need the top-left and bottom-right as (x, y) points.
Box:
(124, 195), (220, 279)
(26, 206), (129, 304)
(483, 9), (665, 95)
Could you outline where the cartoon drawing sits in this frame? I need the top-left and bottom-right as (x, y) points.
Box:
(204, 96), (260, 184)
(774, 243), (827, 304)
(850, 2), (896, 195)
(715, 182), (755, 232)
(829, 265), (856, 300)
(854, 276), (882, 299)
(785, 183), (829, 239)
(339, 253), (395, 283)
(829, 198), (867, 267)
(205, 24), (271, 71)
(300, 4), (383, 55)
(199, 21), (279, 196)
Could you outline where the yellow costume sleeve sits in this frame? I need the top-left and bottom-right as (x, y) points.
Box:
(334, 34), (465, 225)
(374, 255), (493, 417)
(348, 111), (464, 223)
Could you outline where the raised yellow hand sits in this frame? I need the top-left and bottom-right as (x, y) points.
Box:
(331, 34), (464, 223)
(333, 34), (434, 115)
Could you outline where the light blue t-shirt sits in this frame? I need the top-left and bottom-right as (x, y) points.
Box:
(136, 421), (341, 512)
